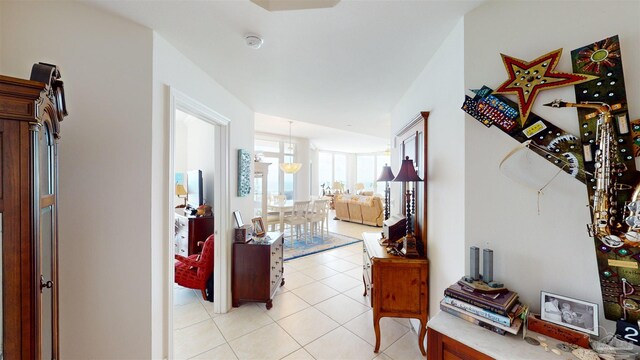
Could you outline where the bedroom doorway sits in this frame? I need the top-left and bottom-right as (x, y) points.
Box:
(168, 89), (230, 358)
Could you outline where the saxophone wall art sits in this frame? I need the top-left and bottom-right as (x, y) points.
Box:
(462, 35), (640, 324)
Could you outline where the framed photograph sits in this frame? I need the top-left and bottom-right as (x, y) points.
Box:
(233, 211), (244, 228)
(252, 217), (265, 237)
(540, 291), (598, 336)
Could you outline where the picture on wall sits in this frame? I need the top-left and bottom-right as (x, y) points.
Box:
(540, 291), (598, 336)
(237, 149), (251, 197)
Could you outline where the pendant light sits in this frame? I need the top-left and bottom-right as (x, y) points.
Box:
(280, 121), (302, 174)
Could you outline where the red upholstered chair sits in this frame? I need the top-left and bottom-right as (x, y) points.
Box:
(174, 234), (214, 301)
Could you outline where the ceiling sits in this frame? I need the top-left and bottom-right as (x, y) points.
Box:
(86, 0), (484, 152)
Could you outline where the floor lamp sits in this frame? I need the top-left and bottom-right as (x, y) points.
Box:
(393, 156), (423, 258)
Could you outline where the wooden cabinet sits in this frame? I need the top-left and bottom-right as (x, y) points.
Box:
(1, 64), (67, 358)
(232, 232), (284, 309)
(427, 328), (493, 360)
(174, 214), (214, 256)
(362, 232), (429, 355)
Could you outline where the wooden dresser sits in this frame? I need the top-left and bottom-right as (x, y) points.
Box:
(362, 232), (429, 355)
(174, 214), (215, 256)
(232, 232), (284, 309)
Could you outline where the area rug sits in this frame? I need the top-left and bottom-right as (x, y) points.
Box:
(282, 231), (362, 261)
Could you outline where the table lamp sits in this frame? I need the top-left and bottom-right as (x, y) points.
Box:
(377, 164), (395, 221)
(176, 184), (188, 208)
(393, 156), (423, 258)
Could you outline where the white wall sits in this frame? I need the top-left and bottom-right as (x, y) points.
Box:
(1, 2), (154, 358)
(464, 0), (640, 331)
(152, 33), (255, 357)
(391, 19), (466, 325)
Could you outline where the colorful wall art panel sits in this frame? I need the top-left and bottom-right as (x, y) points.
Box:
(569, 35), (640, 323)
(462, 35), (640, 324)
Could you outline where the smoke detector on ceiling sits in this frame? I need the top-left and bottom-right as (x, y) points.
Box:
(245, 34), (264, 49)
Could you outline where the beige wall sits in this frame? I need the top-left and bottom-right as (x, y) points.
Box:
(152, 33), (255, 357)
(1, 1), (154, 358)
(391, 19), (466, 335)
(0, 2), (256, 358)
(464, 0), (640, 332)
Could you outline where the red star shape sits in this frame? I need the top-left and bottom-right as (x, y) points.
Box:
(494, 49), (598, 124)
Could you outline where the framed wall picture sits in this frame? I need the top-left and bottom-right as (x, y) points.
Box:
(252, 217), (265, 237)
(540, 291), (598, 336)
(238, 149), (251, 197)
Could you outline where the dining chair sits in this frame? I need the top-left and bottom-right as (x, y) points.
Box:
(283, 200), (310, 246)
(265, 194), (288, 231)
(308, 199), (329, 241)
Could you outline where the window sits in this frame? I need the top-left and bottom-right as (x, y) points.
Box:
(255, 137), (298, 200)
(318, 152), (332, 191)
(334, 154), (346, 187)
(357, 155), (375, 190)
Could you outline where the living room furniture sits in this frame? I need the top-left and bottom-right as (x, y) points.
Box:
(0, 63), (68, 358)
(175, 235), (215, 301)
(232, 232), (285, 309)
(427, 311), (567, 360)
(362, 232), (429, 355)
(335, 194), (383, 226)
(174, 214), (215, 256)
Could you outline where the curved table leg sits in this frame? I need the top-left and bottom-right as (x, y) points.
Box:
(418, 320), (426, 356)
(362, 275), (367, 296)
(373, 314), (381, 353)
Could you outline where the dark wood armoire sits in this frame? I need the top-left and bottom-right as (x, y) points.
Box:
(0, 63), (67, 359)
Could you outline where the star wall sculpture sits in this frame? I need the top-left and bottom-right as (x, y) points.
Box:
(494, 49), (598, 124)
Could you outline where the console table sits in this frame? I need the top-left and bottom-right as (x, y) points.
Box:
(232, 232), (284, 309)
(427, 311), (575, 360)
(362, 232), (429, 355)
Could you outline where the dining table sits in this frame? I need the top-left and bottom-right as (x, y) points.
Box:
(267, 200), (294, 232)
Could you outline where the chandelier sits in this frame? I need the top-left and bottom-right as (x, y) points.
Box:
(280, 121), (302, 174)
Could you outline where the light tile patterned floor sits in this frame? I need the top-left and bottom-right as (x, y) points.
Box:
(173, 213), (426, 359)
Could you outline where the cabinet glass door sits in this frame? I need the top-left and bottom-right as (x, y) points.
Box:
(39, 122), (56, 359)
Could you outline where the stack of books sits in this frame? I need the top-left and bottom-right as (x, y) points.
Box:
(440, 281), (524, 336)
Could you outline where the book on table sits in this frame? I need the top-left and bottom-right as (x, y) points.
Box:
(439, 300), (523, 335)
(444, 282), (518, 316)
(442, 296), (519, 327)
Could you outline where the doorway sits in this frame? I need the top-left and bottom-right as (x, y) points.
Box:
(168, 89), (230, 358)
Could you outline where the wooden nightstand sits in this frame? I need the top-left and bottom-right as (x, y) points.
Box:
(362, 232), (429, 355)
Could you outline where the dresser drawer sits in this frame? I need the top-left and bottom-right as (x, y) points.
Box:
(269, 238), (284, 294)
(174, 217), (189, 256)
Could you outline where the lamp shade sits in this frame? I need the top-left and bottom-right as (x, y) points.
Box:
(393, 156), (422, 182)
(280, 162), (302, 174)
(280, 120), (302, 174)
(377, 163), (395, 182)
(176, 184), (188, 196)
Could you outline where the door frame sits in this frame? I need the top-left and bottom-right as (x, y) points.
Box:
(167, 88), (230, 356)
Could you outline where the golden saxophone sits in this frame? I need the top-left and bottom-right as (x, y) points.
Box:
(546, 99), (640, 248)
